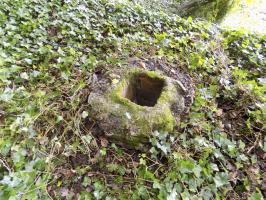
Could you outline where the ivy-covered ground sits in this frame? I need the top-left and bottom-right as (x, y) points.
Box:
(0, 0), (265, 199)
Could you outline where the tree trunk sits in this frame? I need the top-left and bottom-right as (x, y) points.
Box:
(177, 0), (234, 22)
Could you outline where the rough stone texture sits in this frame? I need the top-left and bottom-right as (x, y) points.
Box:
(88, 68), (186, 149)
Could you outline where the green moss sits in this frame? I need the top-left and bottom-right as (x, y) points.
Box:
(88, 68), (184, 148)
(183, 0), (234, 22)
(111, 68), (176, 108)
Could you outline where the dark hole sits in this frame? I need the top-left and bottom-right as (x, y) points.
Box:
(122, 73), (165, 107)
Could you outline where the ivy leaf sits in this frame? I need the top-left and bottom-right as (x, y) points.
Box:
(248, 190), (264, 200)
(213, 172), (228, 187)
(153, 181), (161, 189)
(178, 160), (195, 174)
(187, 16), (193, 23)
(167, 189), (177, 200)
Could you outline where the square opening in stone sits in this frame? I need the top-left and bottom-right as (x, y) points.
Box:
(122, 73), (165, 107)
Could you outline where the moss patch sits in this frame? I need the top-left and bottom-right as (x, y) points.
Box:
(88, 68), (185, 149)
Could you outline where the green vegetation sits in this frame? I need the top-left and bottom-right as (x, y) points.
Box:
(0, 0), (265, 199)
(133, 0), (234, 22)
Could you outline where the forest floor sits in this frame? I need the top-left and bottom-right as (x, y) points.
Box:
(0, 0), (265, 199)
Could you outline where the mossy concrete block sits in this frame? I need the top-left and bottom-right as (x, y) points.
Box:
(88, 68), (185, 149)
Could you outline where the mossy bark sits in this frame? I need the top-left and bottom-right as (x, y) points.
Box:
(132, 0), (234, 22)
(177, 0), (234, 22)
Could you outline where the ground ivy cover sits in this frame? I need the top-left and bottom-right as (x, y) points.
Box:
(0, 0), (265, 199)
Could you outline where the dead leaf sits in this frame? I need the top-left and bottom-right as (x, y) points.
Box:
(60, 169), (75, 178)
(216, 109), (223, 117)
(100, 137), (108, 147)
(58, 187), (69, 197)
(229, 171), (238, 184)
(92, 73), (98, 85)
(140, 61), (146, 69)
(89, 139), (98, 150)
(246, 166), (260, 182)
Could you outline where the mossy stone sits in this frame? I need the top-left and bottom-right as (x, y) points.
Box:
(88, 68), (185, 149)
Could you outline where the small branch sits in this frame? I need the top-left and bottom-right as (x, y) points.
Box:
(0, 157), (12, 173)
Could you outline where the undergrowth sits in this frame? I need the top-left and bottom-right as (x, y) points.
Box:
(0, 0), (265, 199)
